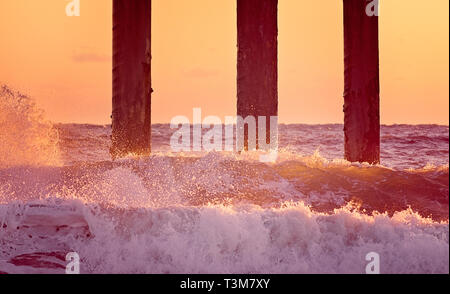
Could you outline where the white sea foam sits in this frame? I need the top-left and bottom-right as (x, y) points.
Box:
(0, 85), (448, 274)
(0, 200), (447, 274)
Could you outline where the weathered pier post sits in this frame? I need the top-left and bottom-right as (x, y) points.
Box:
(237, 0), (278, 150)
(111, 0), (152, 158)
(343, 0), (380, 164)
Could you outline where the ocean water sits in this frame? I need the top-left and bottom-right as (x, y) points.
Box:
(0, 85), (448, 274)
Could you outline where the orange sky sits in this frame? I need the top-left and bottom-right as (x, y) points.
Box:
(0, 0), (448, 125)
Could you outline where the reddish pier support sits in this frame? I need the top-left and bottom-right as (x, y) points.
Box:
(343, 0), (380, 164)
(111, 0), (152, 158)
(237, 0), (278, 150)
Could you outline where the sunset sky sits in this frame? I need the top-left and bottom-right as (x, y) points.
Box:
(0, 0), (448, 125)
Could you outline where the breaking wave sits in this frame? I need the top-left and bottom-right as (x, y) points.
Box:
(0, 152), (448, 274)
(0, 198), (447, 274)
(0, 85), (448, 274)
(0, 84), (60, 168)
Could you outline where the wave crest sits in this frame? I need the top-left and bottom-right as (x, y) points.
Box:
(0, 85), (60, 168)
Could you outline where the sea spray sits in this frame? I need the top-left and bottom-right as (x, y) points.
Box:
(0, 85), (60, 168)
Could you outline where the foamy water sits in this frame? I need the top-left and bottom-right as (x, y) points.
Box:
(0, 85), (448, 274)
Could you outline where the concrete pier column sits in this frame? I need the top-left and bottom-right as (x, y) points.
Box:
(343, 0), (380, 164)
(237, 0), (278, 150)
(111, 0), (152, 158)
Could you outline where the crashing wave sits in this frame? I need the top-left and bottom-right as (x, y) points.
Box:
(0, 84), (60, 168)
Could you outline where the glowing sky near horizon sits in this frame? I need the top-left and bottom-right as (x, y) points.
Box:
(0, 0), (448, 124)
